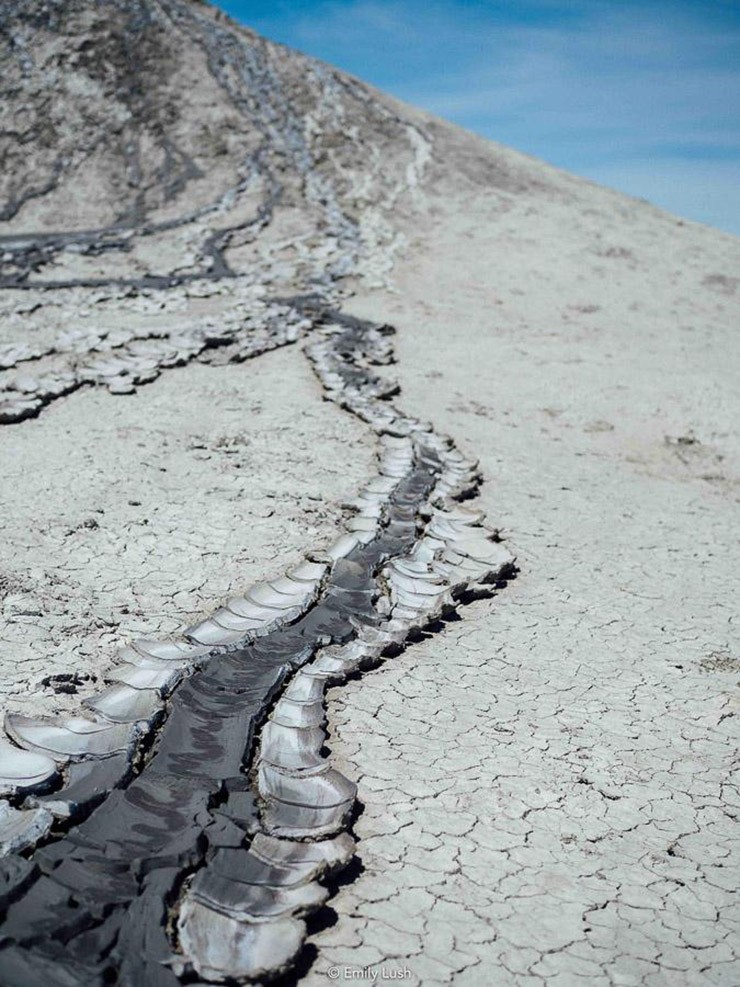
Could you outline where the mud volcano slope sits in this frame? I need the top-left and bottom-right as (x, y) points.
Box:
(1, 1), (740, 986)
(0, 0), (447, 294)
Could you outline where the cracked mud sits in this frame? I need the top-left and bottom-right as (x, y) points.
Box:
(0, 306), (514, 984)
(1, 0), (739, 985)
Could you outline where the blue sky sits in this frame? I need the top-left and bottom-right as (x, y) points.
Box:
(218, 0), (740, 236)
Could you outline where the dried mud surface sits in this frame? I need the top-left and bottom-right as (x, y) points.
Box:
(303, 169), (740, 986)
(0, 1), (739, 984)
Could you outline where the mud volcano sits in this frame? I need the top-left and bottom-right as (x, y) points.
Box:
(0, 1), (738, 985)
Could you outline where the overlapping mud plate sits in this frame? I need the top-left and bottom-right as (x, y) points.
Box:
(0, 3), (519, 980)
(0, 307), (513, 984)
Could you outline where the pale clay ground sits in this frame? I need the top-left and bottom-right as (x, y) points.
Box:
(301, 176), (740, 985)
(1, 111), (739, 986)
(0, 344), (373, 718)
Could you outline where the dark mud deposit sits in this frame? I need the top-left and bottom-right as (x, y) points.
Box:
(0, 310), (513, 983)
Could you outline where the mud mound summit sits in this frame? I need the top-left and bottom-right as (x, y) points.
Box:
(0, 0), (541, 293)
